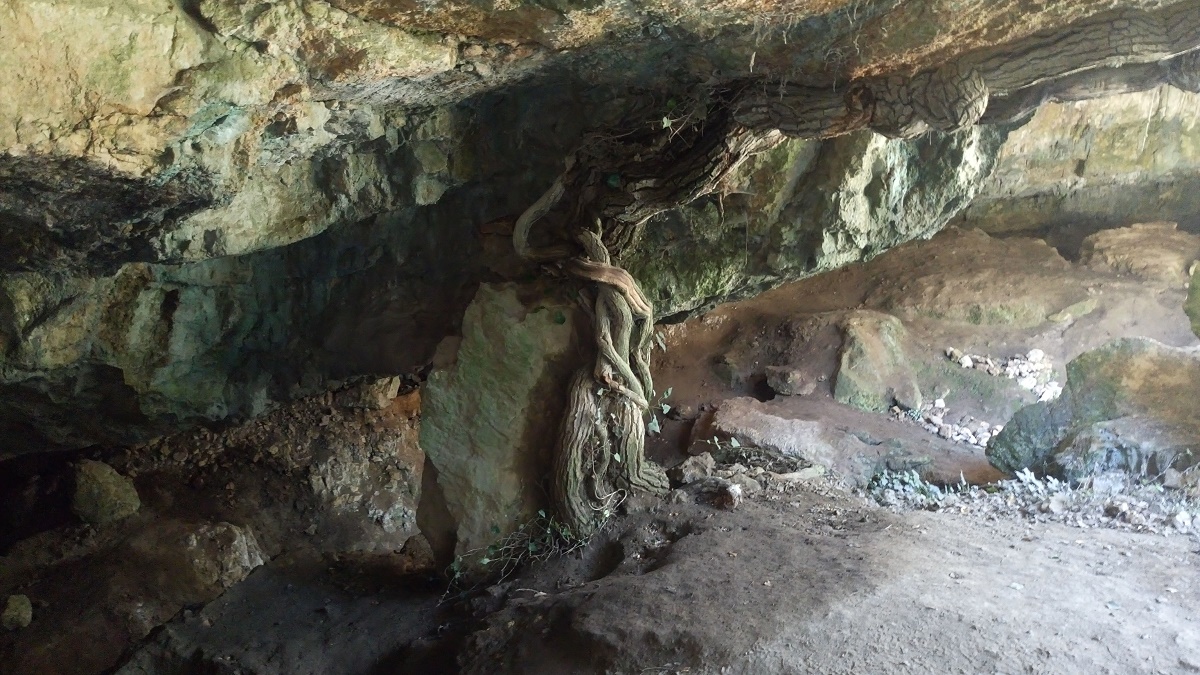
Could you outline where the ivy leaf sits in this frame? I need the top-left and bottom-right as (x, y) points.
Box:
(661, 116), (673, 129)
(663, 387), (673, 399)
(480, 557), (491, 566)
(647, 416), (661, 434)
(730, 437), (741, 448)
(614, 453), (623, 463)
(661, 403), (672, 415)
(537, 509), (546, 518)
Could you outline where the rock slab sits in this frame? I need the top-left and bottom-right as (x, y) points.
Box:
(420, 283), (578, 558)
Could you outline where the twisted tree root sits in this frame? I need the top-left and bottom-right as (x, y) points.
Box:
(542, 230), (669, 534)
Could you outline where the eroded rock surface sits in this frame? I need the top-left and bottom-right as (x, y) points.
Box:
(960, 85), (1200, 238)
(4, 1), (1200, 454)
(833, 311), (921, 413)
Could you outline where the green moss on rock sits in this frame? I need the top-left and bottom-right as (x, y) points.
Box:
(833, 312), (921, 413)
(989, 338), (1200, 477)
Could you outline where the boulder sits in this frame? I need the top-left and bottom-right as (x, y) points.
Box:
(668, 453), (716, 487)
(72, 460), (141, 525)
(2, 594), (32, 631)
(833, 312), (922, 413)
(420, 283), (578, 557)
(1052, 417), (1196, 483)
(765, 366), (814, 396)
(334, 377), (404, 410)
(184, 523), (267, 590)
(989, 338), (1200, 479)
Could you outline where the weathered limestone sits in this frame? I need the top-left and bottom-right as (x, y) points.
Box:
(960, 86), (1200, 234)
(1, 595), (32, 631)
(420, 284), (579, 557)
(628, 126), (1008, 319)
(183, 523), (267, 590)
(1080, 222), (1200, 285)
(765, 366), (813, 397)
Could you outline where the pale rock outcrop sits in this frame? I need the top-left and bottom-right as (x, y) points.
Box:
(833, 311), (922, 413)
(960, 85), (1200, 235)
(421, 283), (580, 557)
(1080, 222), (1200, 285)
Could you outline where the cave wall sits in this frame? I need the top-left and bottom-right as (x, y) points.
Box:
(0, 113), (1010, 455)
(4, 1), (1200, 454)
(957, 85), (1200, 242)
(629, 125), (1008, 319)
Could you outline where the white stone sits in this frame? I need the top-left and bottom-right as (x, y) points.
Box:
(1017, 376), (1038, 390)
(1174, 511), (1193, 531)
(933, 398), (946, 409)
(959, 355), (974, 369)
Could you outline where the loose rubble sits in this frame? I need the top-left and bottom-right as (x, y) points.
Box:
(946, 346), (1062, 402)
(890, 403), (1003, 449)
(666, 441), (827, 509)
(866, 468), (1200, 536)
(887, 347), (1062, 449)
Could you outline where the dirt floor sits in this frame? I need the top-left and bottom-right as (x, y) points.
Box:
(455, 478), (1200, 675)
(5, 226), (1200, 674)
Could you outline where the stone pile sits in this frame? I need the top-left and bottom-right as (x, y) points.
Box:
(946, 347), (1062, 402)
(891, 401), (1003, 448)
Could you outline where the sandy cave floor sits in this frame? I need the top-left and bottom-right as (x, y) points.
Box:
(5, 226), (1200, 674)
(117, 477), (1200, 675)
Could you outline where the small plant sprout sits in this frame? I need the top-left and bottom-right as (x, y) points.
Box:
(443, 509), (600, 602)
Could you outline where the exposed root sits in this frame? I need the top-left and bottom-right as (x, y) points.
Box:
(549, 230), (667, 534)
